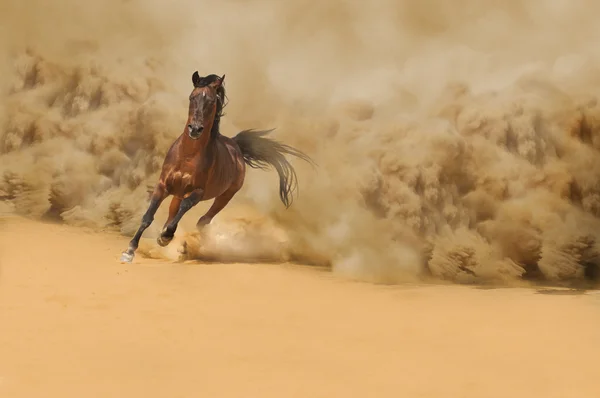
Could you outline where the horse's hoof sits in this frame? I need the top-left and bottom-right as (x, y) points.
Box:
(157, 235), (173, 247)
(120, 251), (134, 263)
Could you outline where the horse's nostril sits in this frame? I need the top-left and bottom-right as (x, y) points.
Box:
(188, 125), (203, 134)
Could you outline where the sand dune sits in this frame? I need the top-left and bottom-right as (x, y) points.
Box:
(0, 216), (599, 397)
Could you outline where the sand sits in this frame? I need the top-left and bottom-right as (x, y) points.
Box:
(3, 1), (600, 395)
(1, 215), (599, 397)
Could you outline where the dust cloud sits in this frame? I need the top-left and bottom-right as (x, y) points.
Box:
(1, 0), (600, 285)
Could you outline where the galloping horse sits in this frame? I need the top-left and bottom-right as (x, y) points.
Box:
(120, 72), (313, 263)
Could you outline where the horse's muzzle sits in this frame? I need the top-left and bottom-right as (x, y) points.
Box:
(187, 124), (204, 139)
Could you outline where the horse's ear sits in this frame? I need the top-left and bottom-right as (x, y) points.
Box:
(216, 74), (225, 87)
(192, 71), (201, 87)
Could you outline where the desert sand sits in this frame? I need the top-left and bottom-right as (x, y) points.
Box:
(0, 215), (599, 397)
(3, 0), (600, 396)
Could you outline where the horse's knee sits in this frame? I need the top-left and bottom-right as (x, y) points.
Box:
(180, 190), (203, 211)
(141, 214), (154, 229)
(180, 195), (200, 212)
(179, 201), (193, 213)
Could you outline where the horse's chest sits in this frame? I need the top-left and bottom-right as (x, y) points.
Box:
(166, 170), (196, 194)
(164, 145), (237, 197)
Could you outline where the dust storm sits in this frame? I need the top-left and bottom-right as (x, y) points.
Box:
(1, 0), (600, 285)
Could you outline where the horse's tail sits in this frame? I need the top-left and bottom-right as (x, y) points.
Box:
(232, 129), (315, 208)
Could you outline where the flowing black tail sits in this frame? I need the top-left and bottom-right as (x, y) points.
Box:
(233, 129), (315, 208)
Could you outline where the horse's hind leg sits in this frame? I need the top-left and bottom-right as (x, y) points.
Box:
(158, 188), (204, 244)
(156, 196), (182, 247)
(196, 187), (239, 230)
(120, 183), (168, 263)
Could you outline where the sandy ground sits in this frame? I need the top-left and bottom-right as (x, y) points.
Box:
(0, 215), (599, 398)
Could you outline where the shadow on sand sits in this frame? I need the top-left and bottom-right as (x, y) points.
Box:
(472, 281), (597, 296)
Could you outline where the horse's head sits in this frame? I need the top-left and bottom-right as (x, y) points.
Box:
(187, 71), (226, 140)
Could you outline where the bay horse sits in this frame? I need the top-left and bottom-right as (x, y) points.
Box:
(120, 71), (313, 263)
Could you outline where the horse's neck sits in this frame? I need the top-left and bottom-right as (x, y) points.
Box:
(180, 132), (211, 157)
(181, 130), (224, 163)
(179, 117), (219, 158)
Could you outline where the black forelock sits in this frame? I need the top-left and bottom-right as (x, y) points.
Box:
(195, 74), (222, 88)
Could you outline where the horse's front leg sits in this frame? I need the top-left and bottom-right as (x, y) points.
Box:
(156, 196), (182, 247)
(120, 183), (168, 263)
(158, 188), (204, 245)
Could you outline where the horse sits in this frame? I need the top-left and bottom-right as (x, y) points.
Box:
(120, 72), (314, 263)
